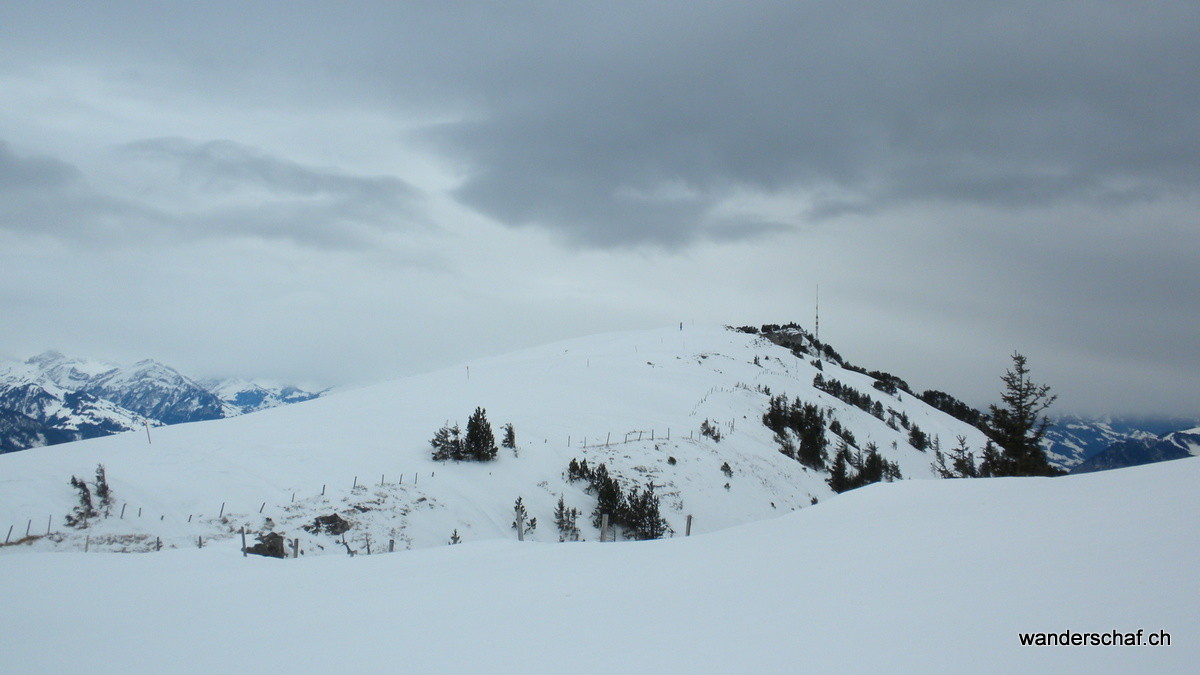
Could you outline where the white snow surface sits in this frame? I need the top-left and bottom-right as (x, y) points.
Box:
(0, 327), (1195, 671)
(0, 326), (992, 554)
(1, 457), (1195, 673)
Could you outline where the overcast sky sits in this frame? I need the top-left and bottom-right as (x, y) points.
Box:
(1, 1), (1196, 417)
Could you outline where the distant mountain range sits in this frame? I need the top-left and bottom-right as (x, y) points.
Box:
(0, 351), (323, 453)
(1041, 415), (1199, 471)
(1069, 427), (1200, 474)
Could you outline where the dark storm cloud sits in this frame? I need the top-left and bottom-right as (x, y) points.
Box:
(408, 2), (1200, 247)
(5, 2), (1195, 248)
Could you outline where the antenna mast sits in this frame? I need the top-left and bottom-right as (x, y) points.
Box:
(814, 285), (820, 352)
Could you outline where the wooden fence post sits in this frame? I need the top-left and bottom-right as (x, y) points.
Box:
(46, 514), (52, 535)
(606, 432), (610, 447)
(198, 536), (202, 549)
(259, 502), (266, 513)
(292, 538), (299, 558)
(389, 539), (395, 553)
(321, 484), (326, 496)
(156, 537), (161, 551)
(600, 514), (609, 542)
(120, 504), (127, 519)
(219, 502), (225, 518)
(241, 527), (247, 557)
(381, 474), (385, 486)
(353, 476), (358, 489)
(25, 519), (31, 537)
(138, 507), (142, 518)
(686, 514), (693, 536)
(4, 524), (11, 544)
(84, 534), (89, 552)
(187, 514), (192, 522)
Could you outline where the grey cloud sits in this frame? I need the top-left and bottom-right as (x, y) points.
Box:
(118, 138), (418, 205)
(114, 138), (427, 249)
(7, 3), (1195, 249)
(0, 141), (166, 240)
(0, 142), (82, 191)
(413, 2), (1200, 247)
(0, 137), (426, 250)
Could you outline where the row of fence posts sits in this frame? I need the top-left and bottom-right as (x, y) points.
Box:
(7, 472), (695, 553)
(569, 421), (738, 449)
(571, 428), (676, 448)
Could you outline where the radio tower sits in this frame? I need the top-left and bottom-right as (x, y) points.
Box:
(814, 285), (820, 355)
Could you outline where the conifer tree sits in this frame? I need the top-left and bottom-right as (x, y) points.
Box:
(93, 464), (114, 517)
(430, 422), (464, 461)
(827, 445), (852, 493)
(65, 475), (97, 528)
(465, 407), (498, 461)
(511, 497), (536, 537)
(554, 496), (580, 541)
(501, 423), (516, 454)
(985, 353), (1062, 477)
(589, 464), (624, 528)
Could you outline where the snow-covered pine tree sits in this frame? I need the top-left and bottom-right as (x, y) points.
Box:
(430, 422), (464, 461)
(501, 422), (516, 453)
(554, 496), (580, 541)
(465, 407), (498, 461)
(512, 497), (536, 538)
(588, 464), (623, 528)
(93, 464), (114, 517)
(65, 475), (97, 528)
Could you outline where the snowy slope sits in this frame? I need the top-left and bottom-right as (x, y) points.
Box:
(0, 326), (992, 555)
(1, 457), (1195, 673)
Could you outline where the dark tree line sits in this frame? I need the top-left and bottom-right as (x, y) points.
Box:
(919, 390), (985, 429)
(430, 407), (501, 462)
(565, 459), (672, 540)
(762, 395), (828, 469)
(812, 374), (886, 421)
(827, 441), (902, 493)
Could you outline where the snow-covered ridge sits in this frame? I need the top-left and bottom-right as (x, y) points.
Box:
(0, 351), (324, 453)
(0, 325), (991, 556)
(2, 455), (1196, 672)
